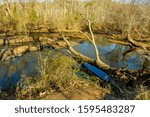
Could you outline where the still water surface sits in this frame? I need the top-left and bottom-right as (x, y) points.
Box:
(0, 38), (149, 90)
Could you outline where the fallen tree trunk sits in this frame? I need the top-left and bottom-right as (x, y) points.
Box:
(58, 18), (115, 72)
(125, 34), (150, 62)
(127, 34), (150, 50)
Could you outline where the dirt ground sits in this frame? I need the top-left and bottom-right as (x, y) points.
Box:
(41, 85), (108, 100)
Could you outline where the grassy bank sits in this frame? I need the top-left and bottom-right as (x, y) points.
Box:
(15, 50), (150, 100)
(15, 51), (110, 100)
(0, 50), (149, 100)
(0, 0), (149, 100)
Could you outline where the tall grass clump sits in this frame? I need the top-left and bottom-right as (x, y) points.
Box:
(16, 51), (82, 99)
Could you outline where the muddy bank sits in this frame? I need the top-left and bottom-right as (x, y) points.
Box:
(1, 31), (150, 48)
(0, 32), (86, 45)
(40, 84), (108, 100)
(0, 32), (85, 62)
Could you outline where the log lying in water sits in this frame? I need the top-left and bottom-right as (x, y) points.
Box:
(125, 34), (150, 61)
(58, 18), (116, 73)
(108, 39), (129, 46)
(127, 34), (150, 50)
(0, 45), (40, 61)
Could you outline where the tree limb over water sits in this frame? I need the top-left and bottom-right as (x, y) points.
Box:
(58, 18), (116, 72)
(127, 34), (150, 51)
(58, 18), (150, 75)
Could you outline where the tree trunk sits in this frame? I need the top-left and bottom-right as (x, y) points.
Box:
(127, 34), (150, 50)
(58, 18), (114, 72)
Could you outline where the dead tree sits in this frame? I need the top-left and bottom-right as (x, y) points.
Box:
(127, 34), (150, 50)
(58, 18), (150, 73)
(58, 18), (116, 72)
(58, 18), (125, 93)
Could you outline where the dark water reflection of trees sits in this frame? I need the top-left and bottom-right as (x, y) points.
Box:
(0, 37), (149, 90)
(73, 38), (149, 70)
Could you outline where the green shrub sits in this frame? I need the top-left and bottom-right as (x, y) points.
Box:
(16, 51), (81, 99)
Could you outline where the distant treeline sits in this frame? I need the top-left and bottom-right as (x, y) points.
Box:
(0, 0), (150, 37)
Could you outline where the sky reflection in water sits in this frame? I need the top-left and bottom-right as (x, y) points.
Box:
(0, 40), (148, 90)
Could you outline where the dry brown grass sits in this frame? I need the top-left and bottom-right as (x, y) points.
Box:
(135, 85), (150, 100)
(16, 51), (109, 99)
(0, 0), (150, 37)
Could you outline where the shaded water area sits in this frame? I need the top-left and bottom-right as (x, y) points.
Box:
(0, 35), (149, 90)
(74, 38), (149, 70)
(0, 52), (40, 90)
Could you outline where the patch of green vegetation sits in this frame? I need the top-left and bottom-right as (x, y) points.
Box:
(29, 10), (38, 24)
(16, 51), (103, 99)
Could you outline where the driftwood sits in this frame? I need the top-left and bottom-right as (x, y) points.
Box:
(109, 34), (150, 65)
(123, 47), (150, 62)
(58, 18), (127, 93)
(58, 20), (150, 74)
(108, 39), (130, 46)
(58, 18), (116, 72)
(125, 34), (150, 62)
(127, 34), (150, 50)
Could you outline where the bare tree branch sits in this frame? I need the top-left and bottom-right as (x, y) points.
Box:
(58, 28), (95, 64)
(57, 18), (112, 71)
(79, 31), (92, 43)
(4, 0), (12, 19)
(80, 14), (111, 69)
(127, 34), (150, 50)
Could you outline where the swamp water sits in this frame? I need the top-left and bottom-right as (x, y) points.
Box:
(0, 37), (149, 90)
